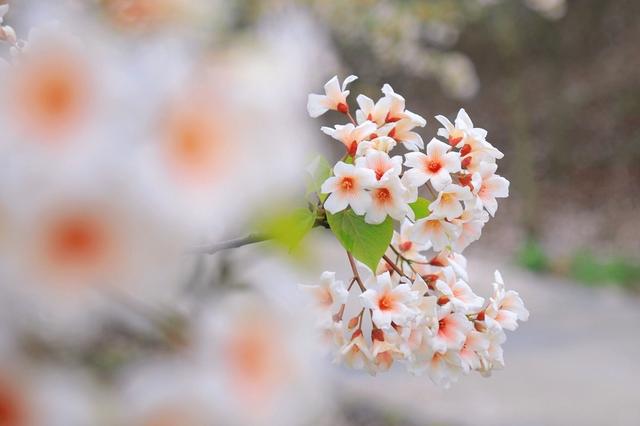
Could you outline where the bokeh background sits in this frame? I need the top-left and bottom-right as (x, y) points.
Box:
(0, 0), (639, 425)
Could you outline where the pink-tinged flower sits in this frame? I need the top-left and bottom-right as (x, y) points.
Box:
(479, 327), (507, 375)
(365, 175), (413, 224)
(426, 249), (469, 282)
(380, 111), (426, 151)
(355, 150), (402, 181)
(459, 330), (490, 373)
(391, 219), (429, 262)
(426, 350), (463, 388)
(307, 75), (358, 117)
(360, 272), (419, 329)
(450, 206), (489, 252)
(321, 162), (376, 215)
(355, 136), (396, 157)
(435, 108), (484, 148)
(370, 329), (406, 373)
(475, 162), (509, 216)
(431, 306), (473, 352)
(485, 271), (529, 331)
(429, 183), (473, 220)
(321, 121), (377, 157)
(340, 330), (372, 370)
(299, 271), (349, 325)
(355, 83), (414, 126)
(403, 138), (461, 191)
(410, 213), (461, 252)
(435, 268), (484, 313)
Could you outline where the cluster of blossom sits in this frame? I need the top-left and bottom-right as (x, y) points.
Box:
(303, 76), (528, 386)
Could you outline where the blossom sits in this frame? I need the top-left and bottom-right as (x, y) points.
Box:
(354, 150), (402, 181)
(391, 219), (429, 262)
(321, 162), (376, 215)
(410, 213), (461, 252)
(340, 330), (372, 370)
(458, 330), (490, 373)
(380, 111), (426, 151)
(429, 183), (473, 220)
(434, 268), (484, 313)
(431, 307), (473, 352)
(299, 271), (348, 325)
(450, 206), (489, 252)
(434, 108), (476, 147)
(355, 83), (412, 126)
(485, 271), (529, 331)
(321, 121), (377, 157)
(364, 175), (413, 224)
(474, 162), (510, 217)
(360, 272), (419, 329)
(355, 136), (396, 157)
(403, 138), (461, 191)
(307, 75), (357, 117)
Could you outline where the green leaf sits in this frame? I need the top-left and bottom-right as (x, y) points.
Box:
(257, 207), (316, 252)
(326, 209), (393, 272)
(409, 197), (431, 220)
(305, 155), (332, 202)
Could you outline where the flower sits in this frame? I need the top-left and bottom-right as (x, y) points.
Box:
(474, 162), (510, 217)
(321, 162), (376, 215)
(391, 219), (429, 262)
(431, 306), (473, 352)
(299, 271), (349, 325)
(355, 83), (413, 126)
(434, 108), (476, 147)
(458, 330), (490, 373)
(450, 206), (489, 252)
(321, 121), (377, 157)
(340, 330), (372, 370)
(355, 136), (396, 157)
(485, 271), (529, 331)
(307, 75), (357, 117)
(360, 272), (419, 329)
(429, 183), (473, 220)
(410, 213), (461, 252)
(403, 138), (461, 191)
(365, 175), (413, 224)
(381, 112), (426, 151)
(434, 267), (484, 314)
(354, 150), (402, 181)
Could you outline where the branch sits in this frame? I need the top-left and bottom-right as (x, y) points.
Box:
(346, 251), (367, 292)
(189, 234), (267, 255)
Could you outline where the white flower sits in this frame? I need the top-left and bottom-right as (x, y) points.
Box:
(450, 206), (489, 252)
(391, 219), (429, 262)
(340, 330), (372, 370)
(299, 271), (348, 325)
(381, 111), (426, 151)
(475, 162), (509, 216)
(435, 108), (476, 147)
(307, 75), (357, 117)
(459, 330), (490, 373)
(403, 138), (461, 191)
(434, 267), (484, 314)
(426, 350), (463, 388)
(410, 213), (461, 252)
(321, 162), (376, 215)
(485, 271), (529, 331)
(321, 121), (377, 157)
(360, 272), (419, 329)
(431, 306), (473, 352)
(365, 175), (413, 224)
(429, 183), (473, 220)
(355, 136), (396, 157)
(355, 83), (413, 126)
(355, 150), (402, 181)
(479, 327), (507, 374)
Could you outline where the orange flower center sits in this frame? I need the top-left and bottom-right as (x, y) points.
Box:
(376, 188), (391, 202)
(427, 160), (442, 173)
(378, 293), (395, 311)
(340, 177), (355, 191)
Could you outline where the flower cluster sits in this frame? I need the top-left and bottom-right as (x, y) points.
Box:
(304, 76), (528, 386)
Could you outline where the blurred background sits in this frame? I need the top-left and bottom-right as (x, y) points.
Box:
(0, 0), (639, 425)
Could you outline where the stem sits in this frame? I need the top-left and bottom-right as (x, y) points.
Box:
(346, 251), (367, 292)
(190, 234), (267, 255)
(346, 111), (357, 125)
(382, 254), (413, 280)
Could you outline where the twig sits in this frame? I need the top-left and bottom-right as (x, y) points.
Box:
(382, 254), (412, 279)
(189, 234), (267, 255)
(346, 251), (367, 292)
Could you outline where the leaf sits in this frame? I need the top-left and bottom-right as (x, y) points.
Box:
(305, 155), (332, 202)
(326, 209), (393, 272)
(409, 197), (431, 220)
(257, 207), (316, 252)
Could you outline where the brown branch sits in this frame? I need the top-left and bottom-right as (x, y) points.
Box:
(189, 234), (267, 255)
(346, 251), (366, 292)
